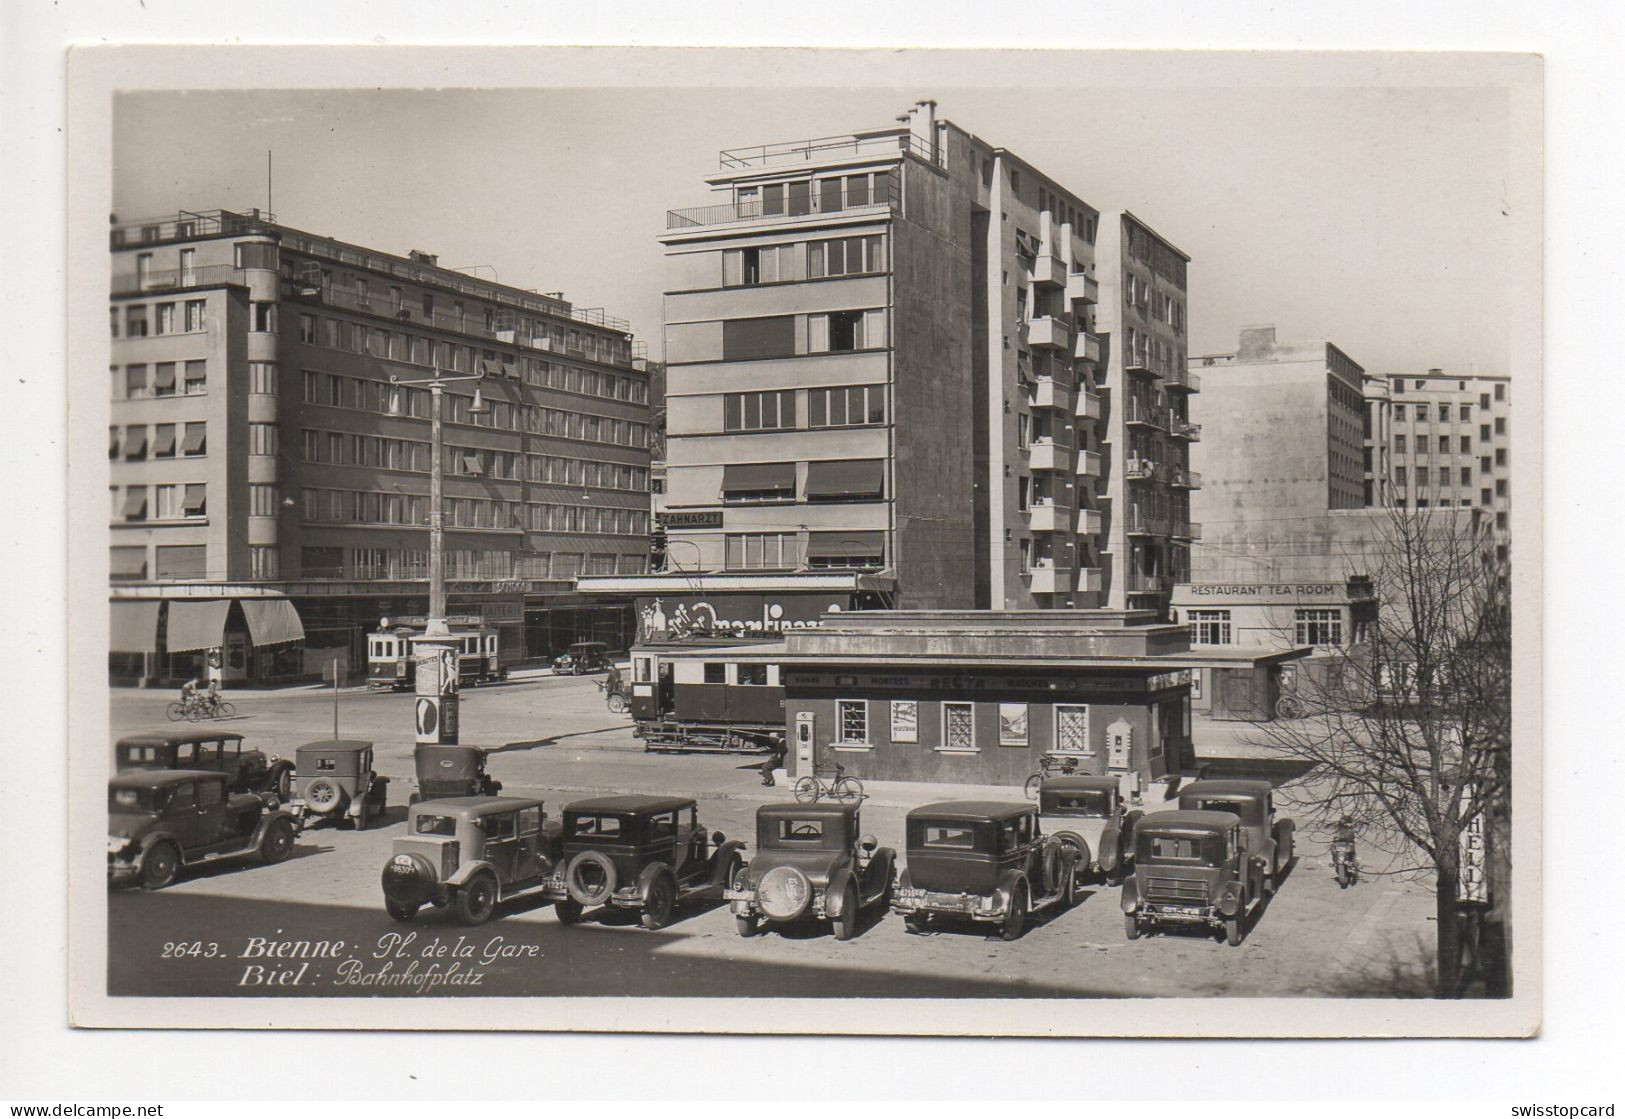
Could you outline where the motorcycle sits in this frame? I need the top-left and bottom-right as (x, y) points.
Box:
(1331, 839), (1359, 888)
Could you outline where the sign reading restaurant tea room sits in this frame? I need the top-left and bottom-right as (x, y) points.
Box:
(1186, 583), (1343, 601)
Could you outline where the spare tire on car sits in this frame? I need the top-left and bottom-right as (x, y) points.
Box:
(565, 849), (618, 906)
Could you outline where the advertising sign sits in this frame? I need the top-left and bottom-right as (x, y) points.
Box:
(637, 594), (850, 639)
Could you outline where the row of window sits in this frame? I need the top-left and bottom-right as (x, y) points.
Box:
(294, 311), (645, 402)
(111, 361), (208, 399)
(110, 300), (207, 339)
(718, 309), (889, 363)
(830, 699), (1115, 755)
(110, 422), (207, 460)
(298, 486), (649, 535)
(1392, 379), (1508, 403)
(1395, 468), (1510, 495)
(722, 235), (887, 288)
(731, 171), (894, 221)
(299, 370), (648, 448)
(1186, 608), (1344, 647)
(112, 483), (207, 522)
(1393, 422), (1505, 453)
(719, 532), (885, 571)
(297, 428), (649, 491)
(294, 545), (641, 581)
(721, 384), (888, 433)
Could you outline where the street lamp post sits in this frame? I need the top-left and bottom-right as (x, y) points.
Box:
(388, 360), (489, 750)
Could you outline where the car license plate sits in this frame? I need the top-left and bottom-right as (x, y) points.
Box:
(895, 888), (926, 900)
(722, 889), (753, 902)
(542, 875), (565, 891)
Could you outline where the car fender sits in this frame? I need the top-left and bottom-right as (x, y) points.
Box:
(994, 867), (1028, 912)
(249, 807), (299, 846)
(1120, 875), (1140, 913)
(445, 858), (498, 889)
(825, 864), (857, 917)
(1273, 818), (1295, 866)
(637, 860), (674, 902)
(864, 848), (897, 902)
(707, 839), (747, 886)
(1052, 830), (1094, 872)
(131, 828), (181, 859)
(897, 866), (913, 893)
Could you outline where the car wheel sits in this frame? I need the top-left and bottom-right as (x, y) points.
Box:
(271, 765), (293, 803)
(259, 817), (297, 864)
(1000, 881), (1030, 942)
(1225, 914), (1244, 946)
(385, 899), (419, 922)
(1124, 912), (1142, 940)
(832, 882), (860, 942)
(734, 912), (761, 937)
(304, 777), (344, 818)
(640, 872), (676, 931)
(455, 873), (498, 926)
(573, 664), (585, 677)
(141, 841), (180, 890)
(553, 898), (584, 925)
(1063, 862), (1080, 908)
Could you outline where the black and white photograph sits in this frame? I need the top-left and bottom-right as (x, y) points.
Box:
(56, 41), (1547, 1046)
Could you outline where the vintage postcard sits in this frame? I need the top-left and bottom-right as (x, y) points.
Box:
(66, 45), (1542, 1035)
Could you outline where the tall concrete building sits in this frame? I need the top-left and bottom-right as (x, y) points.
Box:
(1368, 369), (1511, 535)
(109, 208), (651, 684)
(590, 102), (1194, 632)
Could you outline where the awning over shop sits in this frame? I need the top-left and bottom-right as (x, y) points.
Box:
(166, 599), (231, 653)
(110, 600), (160, 654)
(804, 459), (885, 499)
(806, 530), (887, 558)
(241, 598), (305, 647)
(721, 461), (796, 494)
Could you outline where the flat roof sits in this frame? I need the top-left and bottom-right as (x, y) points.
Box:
(690, 650), (1306, 670)
(906, 800), (1032, 822)
(1133, 809), (1240, 833)
(564, 795), (695, 815)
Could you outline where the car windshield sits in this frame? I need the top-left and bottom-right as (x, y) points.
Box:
(916, 823), (980, 850)
(1189, 797), (1254, 824)
(414, 814), (457, 836)
(110, 787), (159, 811)
(1041, 789), (1111, 817)
(568, 814), (626, 840)
(1137, 832), (1222, 866)
(768, 818), (829, 847)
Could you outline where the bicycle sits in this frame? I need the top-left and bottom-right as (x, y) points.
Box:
(167, 693), (235, 722)
(1023, 752), (1083, 799)
(793, 760), (864, 804)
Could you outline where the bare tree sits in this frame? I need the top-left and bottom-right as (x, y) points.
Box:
(1251, 503), (1511, 997)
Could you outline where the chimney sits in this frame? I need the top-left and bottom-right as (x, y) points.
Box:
(1427, 367), (1443, 375)
(408, 249), (439, 267)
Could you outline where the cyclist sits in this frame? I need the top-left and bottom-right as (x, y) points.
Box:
(1330, 814), (1358, 879)
(179, 675), (203, 711)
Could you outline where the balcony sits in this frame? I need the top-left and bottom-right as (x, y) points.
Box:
(1125, 400), (1168, 429)
(1164, 366), (1202, 393)
(1169, 469), (1202, 490)
(113, 264), (246, 296)
(1066, 272), (1099, 305)
(1076, 450), (1103, 478)
(1027, 440), (1070, 472)
(1126, 354), (1158, 377)
(1027, 501), (1068, 533)
(1131, 574), (1173, 594)
(718, 130), (921, 170)
(1076, 567), (1104, 594)
(1031, 253), (1065, 288)
(1076, 332), (1103, 364)
(1026, 564), (1063, 594)
(1169, 420), (1202, 441)
(1078, 508), (1105, 536)
(1025, 315), (1070, 350)
(1030, 377), (1073, 411)
(1174, 521), (1202, 540)
(1124, 458), (1160, 482)
(1075, 390), (1102, 421)
(1125, 509), (1170, 536)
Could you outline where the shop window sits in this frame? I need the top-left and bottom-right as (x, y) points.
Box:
(837, 700), (868, 745)
(1294, 609), (1343, 647)
(1188, 609), (1232, 645)
(1054, 705), (1091, 754)
(941, 702), (976, 752)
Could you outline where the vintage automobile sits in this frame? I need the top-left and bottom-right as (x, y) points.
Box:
(410, 743), (503, 805)
(1120, 809), (1266, 945)
(725, 802), (896, 941)
(381, 796), (565, 925)
(552, 641), (613, 676)
(891, 801), (1081, 941)
(108, 770), (301, 890)
(539, 795), (744, 930)
(114, 731), (294, 803)
(289, 739), (390, 830)
(1176, 778), (1295, 894)
(1035, 775), (1142, 885)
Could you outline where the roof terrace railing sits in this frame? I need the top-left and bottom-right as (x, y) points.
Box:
(717, 131), (919, 170)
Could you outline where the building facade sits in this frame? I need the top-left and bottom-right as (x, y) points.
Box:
(109, 209), (651, 683)
(1368, 369), (1511, 536)
(627, 102), (1194, 618)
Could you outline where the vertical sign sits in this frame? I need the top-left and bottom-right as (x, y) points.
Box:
(1458, 787), (1489, 904)
(1106, 719), (1133, 771)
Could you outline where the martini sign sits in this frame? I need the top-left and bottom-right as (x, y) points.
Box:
(636, 594), (848, 640)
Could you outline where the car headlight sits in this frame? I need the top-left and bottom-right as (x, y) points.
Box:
(107, 836), (132, 855)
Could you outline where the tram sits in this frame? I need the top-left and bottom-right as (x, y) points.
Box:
(627, 638), (787, 755)
(366, 615), (509, 690)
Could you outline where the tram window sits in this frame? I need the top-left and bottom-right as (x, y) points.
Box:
(703, 663), (726, 684)
(738, 663), (768, 686)
(634, 657), (653, 683)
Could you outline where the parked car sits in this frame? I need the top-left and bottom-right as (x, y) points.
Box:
(108, 770), (301, 890)
(1176, 779), (1295, 894)
(1120, 809), (1266, 945)
(289, 739), (390, 830)
(381, 796), (564, 925)
(725, 802), (896, 941)
(114, 731), (293, 803)
(1035, 775), (1142, 885)
(552, 641), (613, 676)
(540, 795), (744, 930)
(891, 801), (1081, 941)
(410, 743), (502, 805)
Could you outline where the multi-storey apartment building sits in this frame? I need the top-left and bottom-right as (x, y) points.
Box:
(1369, 369), (1511, 534)
(109, 209), (651, 684)
(585, 102), (1194, 634)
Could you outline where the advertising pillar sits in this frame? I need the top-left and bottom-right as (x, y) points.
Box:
(411, 634), (460, 746)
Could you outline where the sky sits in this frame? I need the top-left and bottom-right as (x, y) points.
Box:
(113, 76), (1519, 375)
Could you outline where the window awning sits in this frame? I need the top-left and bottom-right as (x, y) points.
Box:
(110, 547), (147, 579)
(807, 530), (887, 557)
(166, 599), (231, 653)
(109, 428), (121, 456)
(721, 462), (796, 493)
(110, 600), (161, 654)
(183, 484), (207, 515)
(180, 425), (206, 454)
(241, 598), (305, 647)
(151, 426), (177, 457)
(152, 363), (176, 390)
(124, 427), (147, 457)
(477, 357), (505, 377)
(121, 488), (147, 517)
(804, 459), (885, 499)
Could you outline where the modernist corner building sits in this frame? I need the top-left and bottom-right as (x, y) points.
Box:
(582, 100), (1197, 634)
(108, 209), (653, 685)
